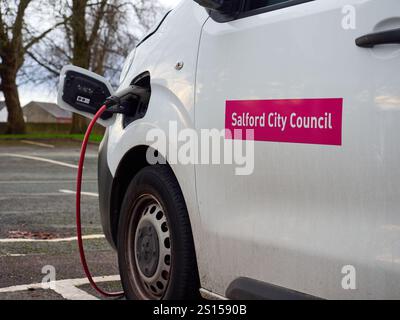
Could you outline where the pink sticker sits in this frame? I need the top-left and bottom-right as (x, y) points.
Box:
(225, 98), (343, 146)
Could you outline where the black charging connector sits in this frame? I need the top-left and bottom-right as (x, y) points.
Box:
(105, 85), (151, 118)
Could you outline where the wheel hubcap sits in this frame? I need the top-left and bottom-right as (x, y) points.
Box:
(131, 195), (172, 299)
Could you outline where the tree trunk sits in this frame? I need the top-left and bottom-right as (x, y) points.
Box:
(1, 70), (26, 134)
(70, 40), (90, 134)
(69, 1), (91, 134)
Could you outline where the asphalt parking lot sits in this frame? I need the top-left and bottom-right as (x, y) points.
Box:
(0, 140), (122, 300)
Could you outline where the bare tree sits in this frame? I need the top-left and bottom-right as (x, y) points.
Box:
(25, 0), (161, 134)
(69, 0), (106, 133)
(0, 0), (62, 134)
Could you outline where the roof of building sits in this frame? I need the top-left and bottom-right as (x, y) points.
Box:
(24, 101), (72, 119)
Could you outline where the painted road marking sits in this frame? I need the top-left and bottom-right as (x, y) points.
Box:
(0, 275), (121, 300)
(1, 209), (71, 215)
(0, 253), (27, 257)
(53, 282), (98, 300)
(0, 234), (105, 243)
(21, 140), (55, 149)
(0, 192), (79, 198)
(0, 180), (97, 184)
(59, 189), (99, 198)
(1, 153), (78, 169)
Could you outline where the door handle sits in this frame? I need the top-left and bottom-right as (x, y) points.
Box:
(355, 28), (400, 48)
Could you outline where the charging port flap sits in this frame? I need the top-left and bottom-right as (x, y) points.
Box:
(57, 65), (115, 126)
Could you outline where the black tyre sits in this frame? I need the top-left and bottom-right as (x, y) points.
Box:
(117, 165), (200, 300)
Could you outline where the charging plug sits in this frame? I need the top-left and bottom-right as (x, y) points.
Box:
(105, 85), (150, 117)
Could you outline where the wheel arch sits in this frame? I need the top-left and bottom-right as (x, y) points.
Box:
(109, 145), (150, 247)
(109, 145), (197, 255)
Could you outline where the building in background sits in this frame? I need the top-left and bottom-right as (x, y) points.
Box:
(23, 101), (72, 124)
(0, 101), (7, 123)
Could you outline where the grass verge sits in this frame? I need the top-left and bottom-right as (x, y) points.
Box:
(0, 133), (103, 143)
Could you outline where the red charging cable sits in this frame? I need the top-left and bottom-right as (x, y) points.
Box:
(76, 104), (124, 298)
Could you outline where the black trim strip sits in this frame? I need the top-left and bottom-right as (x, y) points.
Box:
(226, 277), (322, 300)
(210, 0), (314, 22)
(240, 0), (314, 19)
(136, 10), (172, 48)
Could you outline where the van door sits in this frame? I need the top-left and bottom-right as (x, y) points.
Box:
(195, 0), (400, 299)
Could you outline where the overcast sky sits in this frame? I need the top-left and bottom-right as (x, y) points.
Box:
(15, 0), (184, 106)
(160, 0), (183, 8)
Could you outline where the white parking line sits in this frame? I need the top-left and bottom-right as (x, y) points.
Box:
(0, 234), (105, 243)
(0, 275), (121, 300)
(0, 180), (97, 184)
(1, 153), (78, 169)
(54, 282), (98, 300)
(0, 253), (27, 257)
(59, 189), (99, 198)
(0, 192), (76, 198)
(21, 140), (55, 149)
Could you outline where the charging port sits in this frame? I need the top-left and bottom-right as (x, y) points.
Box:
(122, 72), (151, 128)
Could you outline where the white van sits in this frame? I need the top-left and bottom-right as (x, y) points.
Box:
(58, 0), (400, 300)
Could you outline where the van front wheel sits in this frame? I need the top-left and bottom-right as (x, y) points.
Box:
(117, 165), (200, 300)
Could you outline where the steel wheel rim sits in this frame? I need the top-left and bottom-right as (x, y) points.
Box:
(128, 194), (172, 299)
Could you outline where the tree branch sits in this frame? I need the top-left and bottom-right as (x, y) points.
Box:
(88, 0), (108, 46)
(12, 0), (32, 46)
(26, 51), (60, 76)
(0, 5), (8, 45)
(23, 20), (67, 52)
